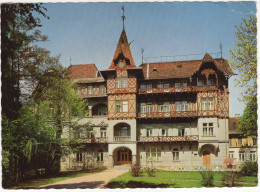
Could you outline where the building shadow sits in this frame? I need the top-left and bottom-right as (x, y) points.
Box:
(106, 181), (172, 188)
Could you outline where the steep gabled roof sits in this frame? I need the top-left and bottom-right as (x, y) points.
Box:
(109, 29), (135, 69)
(140, 54), (235, 80)
(67, 64), (99, 79)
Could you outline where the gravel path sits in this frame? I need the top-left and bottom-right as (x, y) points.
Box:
(38, 167), (129, 189)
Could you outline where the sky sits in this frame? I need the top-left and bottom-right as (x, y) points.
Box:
(34, 1), (257, 117)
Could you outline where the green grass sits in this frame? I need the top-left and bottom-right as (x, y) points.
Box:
(107, 171), (258, 188)
(8, 170), (100, 189)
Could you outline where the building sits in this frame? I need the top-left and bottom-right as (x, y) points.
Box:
(60, 18), (235, 171)
(229, 114), (258, 164)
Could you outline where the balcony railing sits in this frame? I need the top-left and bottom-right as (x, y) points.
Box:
(138, 85), (218, 94)
(138, 111), (197, 119)
(138, 135), (199, 142)
(114, 136), (131, 142)
(77, 137), (108, 144)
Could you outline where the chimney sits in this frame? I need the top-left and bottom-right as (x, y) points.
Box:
(147, 63), (150, 79)
(235, 114), (240, 119)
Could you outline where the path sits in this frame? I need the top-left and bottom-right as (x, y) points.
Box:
(38, 166), (129, 189)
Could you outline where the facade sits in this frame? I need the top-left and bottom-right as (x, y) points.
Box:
(228, 114), (258, 165)
(60, 26), (235, 171)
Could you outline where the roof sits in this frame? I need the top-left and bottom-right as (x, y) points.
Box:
(75, 77), (105, 84)
(109, 29), (136, 69)
(67, 64), (99, 79)
(140, 54), (235, 80)
(229, 117), (240, 132)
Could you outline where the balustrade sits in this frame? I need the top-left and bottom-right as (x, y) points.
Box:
(138, 135), (199, 142)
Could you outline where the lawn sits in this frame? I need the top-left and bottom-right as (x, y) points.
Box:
(7, 170), (100, 189)
(106, 171), (258, 188)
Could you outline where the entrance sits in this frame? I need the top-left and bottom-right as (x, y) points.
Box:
(203, 151), (211, 169)
(117, 148), (132, 165)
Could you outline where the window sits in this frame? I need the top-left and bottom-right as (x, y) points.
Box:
(97, 149), (103, 162)
(202, 98), (207, 110)
(116, 101), (121, 112)
(122, 101), (128, 112)
(229, 139), (232, 147)
(164, 83), (170, 88)
(157, 82), (163, 88)
(175, 83), (181, 87)
(208, 98), (214, 110)
(116, 78), (121, 88)
(173, 148), (179, 161)
(208, 79), (214, 86)
(100, 85), (105, 94)
(146, 148), (161, 161)
(75, 130), (81, 138)
(182, 101), (188, 111)
(146, 127), (152, 136)
(178, 126), (185, 136)
(86, 130), (93, 138)
(203, 123), (214, 136)
(140, 84), (146, 89)
(77, 88), (81, 95)
(76, 152), (83, 162)
(146, 84), (152, 89)
(100, 128), (106, 137)
(122, 78), (128, 88)
(88, 86), (93, 94)
(162, 126), (168, 136)
(198, 80), (205, 86)
(141, 103), (146, 113)
(238, 139), (242, 145)
(253, 138), (257, 145)
(164, 102), (170, 112)
(175, 81), (187, 87)
(239, 153), (245, 161)
(175, 101), (181, 111)
(250, 152), (256, 161)
(158, 103), (164, 112)
(147, 103), (153, 113)
(229, 151), (234, 158)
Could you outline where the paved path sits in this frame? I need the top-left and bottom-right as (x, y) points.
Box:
(39, 167), (129, 189)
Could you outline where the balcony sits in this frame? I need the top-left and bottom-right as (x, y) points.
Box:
(138, 135), (199, 143)
(138, 111), (197, 119)
(76, 137), (108, 144)
(114, 136), (131, 142)
(138, 85), (218, 95)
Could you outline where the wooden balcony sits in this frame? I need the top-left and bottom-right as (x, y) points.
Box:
(138, 111), (197, 119)
(138, 85), (218, 94)
(77, 137), (108, 144)
(138, 135), (199, 143)
(114, 136), (131, 142)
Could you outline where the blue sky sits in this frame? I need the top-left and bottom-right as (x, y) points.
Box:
(35, 2), (256, 117)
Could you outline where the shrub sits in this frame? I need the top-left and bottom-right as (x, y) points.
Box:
(200, 171), (214, 187)
(130, 163), (142, 177)
(146, 166), (156, 177)
(221, 171), (241, 187)
(239, 161), (258, 176)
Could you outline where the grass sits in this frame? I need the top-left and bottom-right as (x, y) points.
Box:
(7, 170), (100, 189)
(107, 171), (258, 188)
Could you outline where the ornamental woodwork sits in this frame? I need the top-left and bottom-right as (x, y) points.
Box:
(138, 135), (199, 142)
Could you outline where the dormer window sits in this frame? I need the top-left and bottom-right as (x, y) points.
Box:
(177, 65), (182, 68)
(198, 80), (205, 87)
(208, 79), (214, 86)
(152, 68), (158, 72)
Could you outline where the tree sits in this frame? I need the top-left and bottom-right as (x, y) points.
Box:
(230, 15), (257, 102)
(237, 95), (257, 137)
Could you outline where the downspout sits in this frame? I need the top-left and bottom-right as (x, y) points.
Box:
(147, 63), (150, 79)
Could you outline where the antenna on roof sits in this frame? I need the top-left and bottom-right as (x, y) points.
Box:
(121, 5), (126, 29)
(219, 41), (223, 59)
(129, 40), (134, 46)
(141, 48), (144, 64)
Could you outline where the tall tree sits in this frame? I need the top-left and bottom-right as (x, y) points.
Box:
(237, 96), (257, 137)
(230, 15), (257, 102)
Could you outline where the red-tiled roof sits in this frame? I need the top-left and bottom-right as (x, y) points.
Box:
(67, 64), (99, 79)
(229, 117), (239, 131)
(109, 29), (136, 69)
(140, 56), (235, 80)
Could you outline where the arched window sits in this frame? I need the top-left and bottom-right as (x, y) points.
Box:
(173, 148), (179, 161)
(97, 149), (103, 162)
(146, 148), (161, 161)
(92, 104), (107, 116)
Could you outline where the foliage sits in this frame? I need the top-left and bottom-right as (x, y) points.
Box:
(145, 166), (156, 177)
(239, 161), (258, 176)
(199, 171), (214, 187)
(237, 96), (257, 137)
(230, 15), (257, 102)
(130, 163), (143, 177)
(221, 171), (241, 187)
